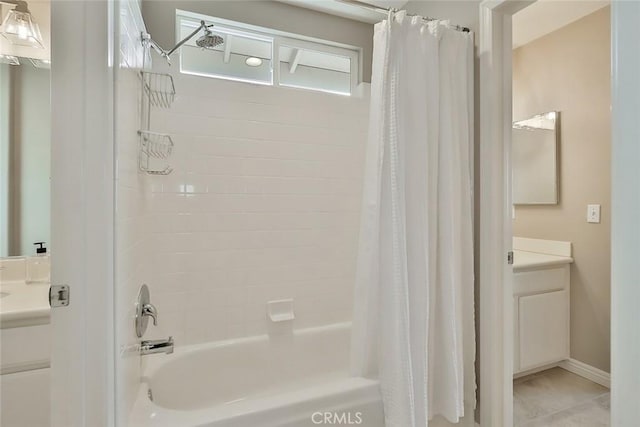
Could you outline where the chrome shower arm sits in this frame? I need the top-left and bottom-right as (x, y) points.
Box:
(165, 20), (212, 57)
(143, 20), (214, 64)
(142, 34), (168, 59)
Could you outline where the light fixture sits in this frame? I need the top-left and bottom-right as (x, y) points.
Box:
(245, 57), (263, 67)
(0, 1), (44, 49)
(0, 53), (19, 65)
(29, 58), (49, 69)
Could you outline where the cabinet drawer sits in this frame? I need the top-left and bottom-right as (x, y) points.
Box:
(513, 266), (568, 296)
(0, 324), (51, 373)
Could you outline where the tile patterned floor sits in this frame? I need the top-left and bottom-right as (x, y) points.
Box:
(513, 367), (610, 426)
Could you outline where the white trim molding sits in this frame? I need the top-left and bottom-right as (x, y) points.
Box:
(611, 2), (640, 425)
(559, 359), (611, 389)
(50, 1), (116, 426)
(478, 1), (534, 426)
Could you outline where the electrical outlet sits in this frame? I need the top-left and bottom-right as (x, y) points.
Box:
(587, 204), (601, 223)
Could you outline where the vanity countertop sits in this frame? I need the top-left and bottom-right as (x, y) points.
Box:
(0, 281), (50, 329)
(513, 250), (573, 272)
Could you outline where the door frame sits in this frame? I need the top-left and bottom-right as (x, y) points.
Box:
(50, 1), (116, 425)
(479, 1), (640, 426)
(610, 2), (640, 425)
(478, 1), (533, 425)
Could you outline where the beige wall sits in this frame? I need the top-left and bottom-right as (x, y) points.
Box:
(512, 7), (611, 372)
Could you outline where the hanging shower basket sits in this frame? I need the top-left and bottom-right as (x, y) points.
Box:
(138, 130), (174, 175)
(141, 71), (176, 109)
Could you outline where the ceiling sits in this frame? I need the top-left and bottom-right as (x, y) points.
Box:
(280, 1), (609, 44)
(513, 0), (609, 48)
(277, 0), (408, 24)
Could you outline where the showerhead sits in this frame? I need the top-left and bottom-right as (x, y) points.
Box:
(196, 29), (224, 49)
(147, 20), (225, 65)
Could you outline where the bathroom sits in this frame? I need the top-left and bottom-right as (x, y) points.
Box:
(509, 3), (611, 426)
(0, 1), (639, 427)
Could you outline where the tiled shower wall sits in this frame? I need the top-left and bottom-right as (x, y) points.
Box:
(115, 1), (148, 424)
(143, 64), (370, 346)
(115, 66), (149, 425)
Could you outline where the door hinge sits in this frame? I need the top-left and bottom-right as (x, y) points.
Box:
(49, 285), (70, 307)
(507, 251), (514, 265)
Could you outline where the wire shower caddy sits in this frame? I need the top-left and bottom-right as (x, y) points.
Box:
(141, 71), (176, 109)
(138, 71), (176, 174)
(138, 130), (174, 175)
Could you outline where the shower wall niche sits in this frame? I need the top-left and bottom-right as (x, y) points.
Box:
(141, 62), (370, 345)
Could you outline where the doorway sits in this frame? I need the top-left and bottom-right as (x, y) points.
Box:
(510, 4), (611, 426)
(479, 1), (640, 426)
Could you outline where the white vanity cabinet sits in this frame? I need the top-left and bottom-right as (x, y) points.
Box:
(514, 266), (570, 373)
(0, 257), (51, 427)
(512, 238), (573, 375)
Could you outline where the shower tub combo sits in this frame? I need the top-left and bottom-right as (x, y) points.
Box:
(130, 322), (384, 427)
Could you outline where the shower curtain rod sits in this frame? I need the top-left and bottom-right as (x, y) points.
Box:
(336, 0), (471, 32)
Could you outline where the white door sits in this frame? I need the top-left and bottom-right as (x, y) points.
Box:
(50, 1), (116, 426)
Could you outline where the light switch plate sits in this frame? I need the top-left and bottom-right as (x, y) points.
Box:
(587, 204), (601, 223)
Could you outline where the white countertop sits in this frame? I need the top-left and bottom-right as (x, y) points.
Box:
(513, 250), (573, 272)
(0, 281), (50, 329)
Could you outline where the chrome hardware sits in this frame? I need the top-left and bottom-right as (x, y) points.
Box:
(49, 285), (70, 307)
(507, 251), (514, 265)
(142, 303), (158, 326)
(135, 284), (159, 338)
(140, 336), (174, 356)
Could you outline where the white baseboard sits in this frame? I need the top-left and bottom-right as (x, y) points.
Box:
(559, 358), (610, 388)
(513, 361), (563, 379)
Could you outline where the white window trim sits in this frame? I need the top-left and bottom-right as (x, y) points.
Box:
(175, 10), (360, 96)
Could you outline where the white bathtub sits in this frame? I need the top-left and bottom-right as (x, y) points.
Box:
(129, 322), (384, 427)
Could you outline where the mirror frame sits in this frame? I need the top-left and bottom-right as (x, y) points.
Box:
(512, 111), (560, 205)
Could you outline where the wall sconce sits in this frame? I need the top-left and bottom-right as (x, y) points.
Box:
(0, 1), (44, 49)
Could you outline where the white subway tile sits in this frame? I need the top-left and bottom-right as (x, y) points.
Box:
(118, 61), (368, 348)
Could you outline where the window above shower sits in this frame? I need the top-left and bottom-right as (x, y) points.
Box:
(176, 11), (360, 96)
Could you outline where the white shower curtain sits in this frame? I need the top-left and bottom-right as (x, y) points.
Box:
(351, 11), (475, 427)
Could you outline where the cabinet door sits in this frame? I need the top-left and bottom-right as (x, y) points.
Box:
(519, 290), (569, 371)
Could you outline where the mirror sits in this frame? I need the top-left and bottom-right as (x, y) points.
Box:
(0, 59), (50, 257)
(512, 111), (559, 205)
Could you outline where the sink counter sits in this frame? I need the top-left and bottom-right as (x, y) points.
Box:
(513, 250), (573, 272)
(0, 282), (50, 329)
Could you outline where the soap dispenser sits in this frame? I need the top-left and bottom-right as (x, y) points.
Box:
(34, 242), (47, 256)
(28, 242), (50, 284)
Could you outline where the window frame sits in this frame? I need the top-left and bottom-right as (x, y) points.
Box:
(175, 10), (361, 96)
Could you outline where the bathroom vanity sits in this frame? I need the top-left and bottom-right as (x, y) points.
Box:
(0, 256), (51, 427)
(512, 238), (573, 375)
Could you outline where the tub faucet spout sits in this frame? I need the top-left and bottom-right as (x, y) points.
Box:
(141, 336), (174, 355)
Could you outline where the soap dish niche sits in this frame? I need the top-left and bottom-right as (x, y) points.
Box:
(267, 299), (295, 322)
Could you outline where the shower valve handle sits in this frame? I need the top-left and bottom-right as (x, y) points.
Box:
(142, 303), (158, 326)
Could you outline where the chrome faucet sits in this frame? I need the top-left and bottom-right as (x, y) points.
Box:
(136, 284), (160, 338)
(141, 302), (158, 326)
(140, 336), (174, 355)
